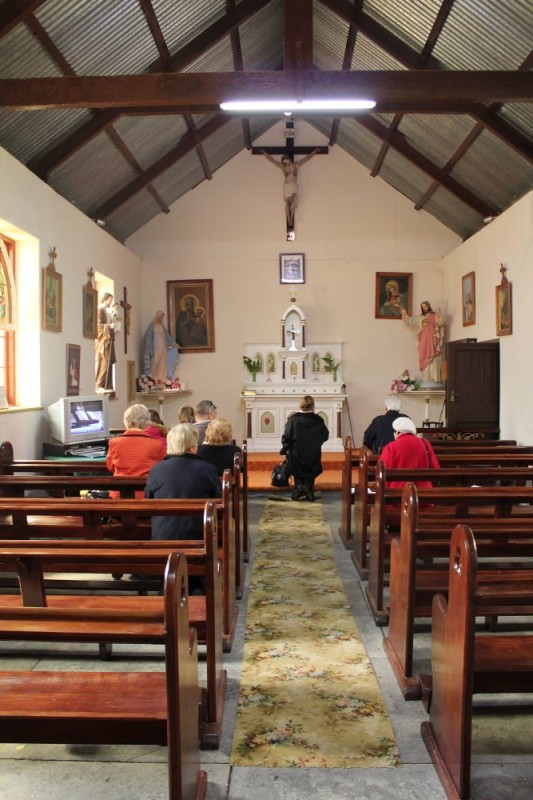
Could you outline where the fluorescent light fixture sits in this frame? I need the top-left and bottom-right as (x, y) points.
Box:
(220, 98), (376, 112)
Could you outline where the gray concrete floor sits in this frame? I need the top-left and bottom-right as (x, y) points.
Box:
(0, 492), (531, 799)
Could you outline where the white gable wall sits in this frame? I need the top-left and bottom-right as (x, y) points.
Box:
(128, 121), (459, 444)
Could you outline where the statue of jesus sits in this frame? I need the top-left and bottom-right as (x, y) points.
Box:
(261, 149), (320, 229)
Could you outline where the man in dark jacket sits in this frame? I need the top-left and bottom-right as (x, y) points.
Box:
(362, 396), (408, 455)
(280, 395), (329, 502)
(145, 422), (221, 540)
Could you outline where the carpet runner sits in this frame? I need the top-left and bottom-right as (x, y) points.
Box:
(230, 500), (398, 768)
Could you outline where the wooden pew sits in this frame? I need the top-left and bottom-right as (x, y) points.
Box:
(353, 452), (533, 581)
(0, 440), (249, 608)
(337, 436), (364, 549)
(366, 469), (533, 625)
(383, 483), (533, 699)
(0, 551), (207, 800)
(0, 501), (225, 748)
(0, 483), (238, 653)
(420, 524), (533, 800)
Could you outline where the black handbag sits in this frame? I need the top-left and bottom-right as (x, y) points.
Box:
(271, 460), (290, 487)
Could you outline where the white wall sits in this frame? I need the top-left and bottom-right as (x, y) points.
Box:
(4, 122), (529, 457)
(442, 191), (533, 443)
(128, 121), (459, 444)
(0, 146), (143, 457)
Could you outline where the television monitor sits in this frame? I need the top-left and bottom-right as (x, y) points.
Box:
(47, 395), (110, 446)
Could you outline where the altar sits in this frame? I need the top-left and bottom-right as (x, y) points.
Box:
(242, 295), (346, 452)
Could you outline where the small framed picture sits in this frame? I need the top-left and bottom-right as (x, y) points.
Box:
(42, 255), (62, 333)
(375, 272), (412, 319)
(280, 253), (305, 284)
(462, 271), (475, 326)
(83, 281), (98, 339)
(495, 265), (512, 336)
(66, 343), (81, 396)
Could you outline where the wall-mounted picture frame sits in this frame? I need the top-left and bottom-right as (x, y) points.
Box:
(42, 249), (62, 332)
(127, 359), (137, 403)
(167, 278), (215, 353)
(83, 280), (98, 339)
(66, 343), (81, 396)
(461, 271), (475, 326)
(279, 253), (305, 284)
(496, 264), (512, 336)
(375, 272), (412, 319)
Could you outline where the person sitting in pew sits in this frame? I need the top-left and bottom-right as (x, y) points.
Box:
(197, 418), (241, 476)
(362, 395), (409, 455)
(145, 409), (168, 448)
(106, 404), (166, 497)
(145, 423), (221, 540)
(380, 416), (440, 488)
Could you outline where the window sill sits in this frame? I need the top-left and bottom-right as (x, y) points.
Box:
(0, 405), (43, 414)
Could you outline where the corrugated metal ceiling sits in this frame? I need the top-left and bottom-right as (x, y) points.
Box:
(0, 0), (530, 243)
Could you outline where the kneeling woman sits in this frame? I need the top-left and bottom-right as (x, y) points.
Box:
(280, 395), (329, 502)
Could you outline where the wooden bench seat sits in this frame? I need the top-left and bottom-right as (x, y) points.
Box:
(0, 480), (237, 652)
(421, 524), (533, 800)
(0, 551), (207, 800)
(0, 504), (225, 748)
(365, 466), (533, 624)
(383, 483), (533, 699)
(349, 447), (533, 576)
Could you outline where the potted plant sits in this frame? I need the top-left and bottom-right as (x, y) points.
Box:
(243, 356), (261, 382)
(322, 354), (340, 382)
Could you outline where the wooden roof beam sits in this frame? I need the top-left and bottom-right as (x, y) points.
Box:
(3, 71), (532, 110)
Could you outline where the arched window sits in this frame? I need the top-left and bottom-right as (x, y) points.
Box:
(0, 235), (16, 405)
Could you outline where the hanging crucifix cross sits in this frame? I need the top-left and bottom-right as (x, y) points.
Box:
(119, 285), (132, 354)
(252, 120), (328, 241)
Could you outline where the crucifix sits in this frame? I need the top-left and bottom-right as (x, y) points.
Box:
(252, 120), (328, 240)
(119, 285), (132, 354)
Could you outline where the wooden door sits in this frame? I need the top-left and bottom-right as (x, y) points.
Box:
(446, 340), (499, 432)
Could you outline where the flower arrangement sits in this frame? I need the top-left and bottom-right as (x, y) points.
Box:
(390, 369), (420, 393)
(243, 356), (261, 382)
(322, 354), (341, 381)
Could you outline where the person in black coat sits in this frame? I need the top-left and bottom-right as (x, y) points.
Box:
(280, 395), (329, 502)
(145, 422), (221, 540)
(362, 395), (408, 455)
(197, 417), (241, 476)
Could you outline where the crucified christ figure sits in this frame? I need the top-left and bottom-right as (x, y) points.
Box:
(261, 148), (320, 229)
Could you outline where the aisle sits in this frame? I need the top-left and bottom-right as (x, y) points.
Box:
(230, 499), (397, 768)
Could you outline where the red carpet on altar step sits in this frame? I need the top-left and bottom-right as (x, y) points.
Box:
(247, 452), (343, 491)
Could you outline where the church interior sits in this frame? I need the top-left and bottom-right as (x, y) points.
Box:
(0, 1), (532, 798)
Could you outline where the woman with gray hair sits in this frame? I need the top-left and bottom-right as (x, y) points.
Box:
(145, 422), (221, 540)
(106, 404), (166, 494)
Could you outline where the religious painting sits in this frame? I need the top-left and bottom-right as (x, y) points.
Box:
(495, 265), (512, 336)
(127, 359), (137, 403)
(42, 252), (62, 332)
(66, 343), (80, 396)
(83, 281), (98, 339)
(461, 271), (475, 326)
(280, 253), (305, 284)
(375, 272), (412, 320)
(167, 278), (215, 353)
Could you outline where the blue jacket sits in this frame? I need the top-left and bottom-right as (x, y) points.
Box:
(145, 452), (221, 540)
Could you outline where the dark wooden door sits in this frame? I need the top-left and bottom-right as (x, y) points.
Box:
(446, 340), (500, 431)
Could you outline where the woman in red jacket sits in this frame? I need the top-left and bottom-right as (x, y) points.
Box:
(380, 416), (439, 489)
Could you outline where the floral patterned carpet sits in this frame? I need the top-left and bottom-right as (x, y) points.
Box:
(230, 500), (398, 768)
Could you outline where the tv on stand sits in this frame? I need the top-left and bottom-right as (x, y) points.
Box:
(44, 395), (110, 458)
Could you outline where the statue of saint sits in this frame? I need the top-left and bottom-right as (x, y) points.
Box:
(401, 301), (445, 387)
(95, 292), (116, 392)
(142, 310), (179, 387)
